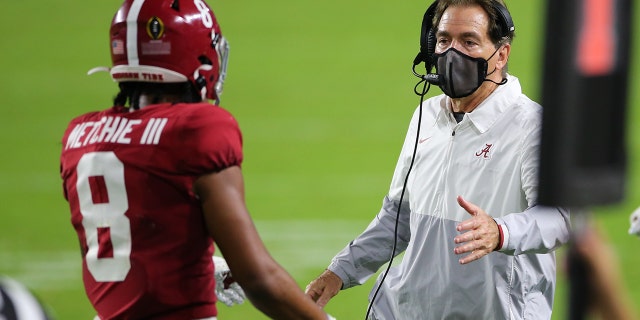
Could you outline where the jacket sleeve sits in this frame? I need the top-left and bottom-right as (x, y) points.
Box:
(327, 196), (411, 289)
(327, 106), (423, 289)
(495, 205), (570, 255)
(494, 117), (571, 254)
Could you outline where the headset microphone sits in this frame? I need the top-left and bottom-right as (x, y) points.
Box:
(422, 73), (441, 85)
(411, 61), (441, 88)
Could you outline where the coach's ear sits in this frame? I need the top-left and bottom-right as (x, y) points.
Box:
(495, 43), (510, 72)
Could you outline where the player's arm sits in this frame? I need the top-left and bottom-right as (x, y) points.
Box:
(194, 166), (329, 320)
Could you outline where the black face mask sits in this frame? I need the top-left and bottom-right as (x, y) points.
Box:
(434, 47), (502, 98)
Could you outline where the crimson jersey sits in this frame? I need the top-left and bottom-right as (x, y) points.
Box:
(60, 102), (243, 320)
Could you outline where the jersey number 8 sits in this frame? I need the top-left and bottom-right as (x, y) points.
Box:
(76, 152), (132, 282)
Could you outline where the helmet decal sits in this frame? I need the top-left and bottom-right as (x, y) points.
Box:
(194, 0), (214, 28)
(112, 40), (125, 55)
(146, 17), (165, 40)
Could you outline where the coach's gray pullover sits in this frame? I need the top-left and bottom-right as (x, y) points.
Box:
(328, 75), (571, 320)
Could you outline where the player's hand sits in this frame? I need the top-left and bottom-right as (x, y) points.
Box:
(305, 270), (342, 307)
(453, 196), (500, 264)
(212, 256), (246, 306)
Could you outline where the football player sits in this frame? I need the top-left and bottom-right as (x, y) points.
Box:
(60, 0), (331, 319)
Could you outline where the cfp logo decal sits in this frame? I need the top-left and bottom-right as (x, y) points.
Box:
(475, 143), (493, 159)
(147, 17), (165, 40)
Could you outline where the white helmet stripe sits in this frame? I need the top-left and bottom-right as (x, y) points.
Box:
(126, 0), (146, 66)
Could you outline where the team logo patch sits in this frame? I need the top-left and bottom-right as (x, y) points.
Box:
(475, 143), (494, 159)
(146, 17), (165, 40)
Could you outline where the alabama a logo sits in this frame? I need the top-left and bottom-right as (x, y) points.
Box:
(475, 143), (493, 159)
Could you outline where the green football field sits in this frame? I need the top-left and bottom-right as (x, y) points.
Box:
(1, 1), (639, 319)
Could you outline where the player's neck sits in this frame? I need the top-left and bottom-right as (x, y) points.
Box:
(138, 94), (181, 109)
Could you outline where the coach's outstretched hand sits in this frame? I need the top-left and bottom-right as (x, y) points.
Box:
(212, 256), (246, 307)
(454, 196), (500, 264)
(305, 269), (342, 307)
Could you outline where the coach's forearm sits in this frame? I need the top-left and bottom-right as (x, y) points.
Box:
(329, 196), (411, 289)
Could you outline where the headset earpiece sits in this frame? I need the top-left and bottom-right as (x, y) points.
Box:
(493, 2), (515, 36)
(425, 27), (437, 72)
(413, 1), (439, 71)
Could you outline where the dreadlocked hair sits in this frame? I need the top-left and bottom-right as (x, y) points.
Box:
(113, 82), (203, 110)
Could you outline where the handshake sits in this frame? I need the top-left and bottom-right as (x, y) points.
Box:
(212, 256), (336, 320)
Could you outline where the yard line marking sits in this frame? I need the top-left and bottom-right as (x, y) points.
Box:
(2, 220), (371, 288)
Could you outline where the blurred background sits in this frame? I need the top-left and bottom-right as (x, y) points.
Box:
(0, 1), (638, 319)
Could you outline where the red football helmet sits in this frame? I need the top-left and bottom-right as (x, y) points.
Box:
(90, 0), (229, 102)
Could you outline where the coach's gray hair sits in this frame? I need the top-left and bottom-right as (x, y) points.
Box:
(432, 0), (515, 47)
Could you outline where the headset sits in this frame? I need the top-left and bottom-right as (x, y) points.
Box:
(413, 0), (515, 76)
(365, 1), (515, 319)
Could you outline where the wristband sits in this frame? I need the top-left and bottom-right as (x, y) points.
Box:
(494, 224), (504, 251)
